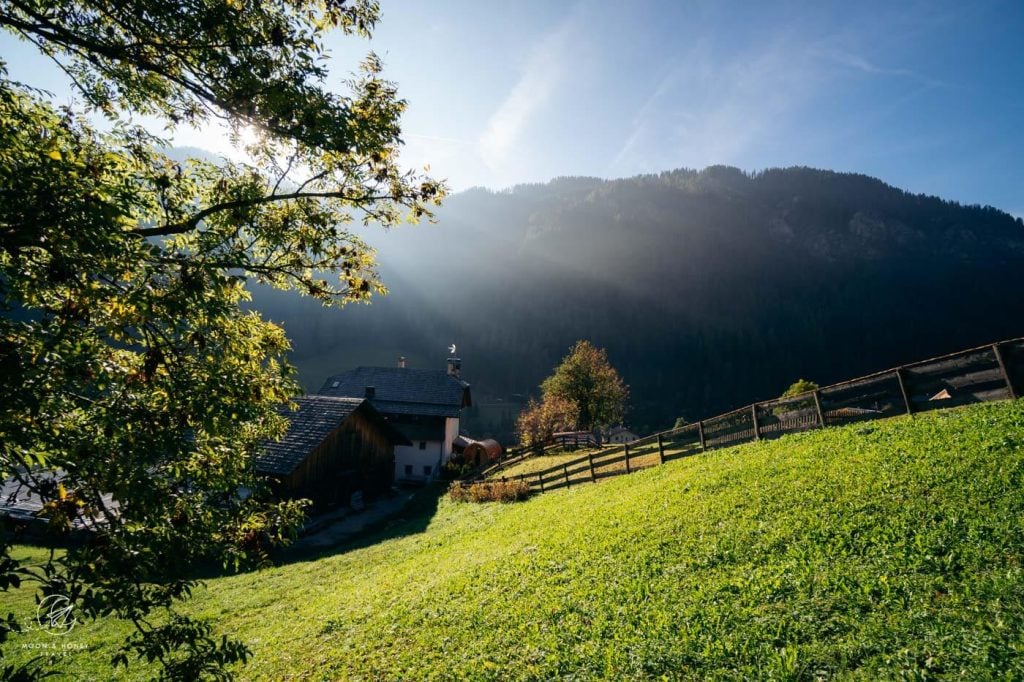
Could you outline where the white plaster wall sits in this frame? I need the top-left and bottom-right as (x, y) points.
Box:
(394, 441), (444, 480)
(392, 416), (460, 481)
(443, 417), (460, 459)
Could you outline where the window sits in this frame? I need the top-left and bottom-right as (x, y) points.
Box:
(404, 465), (413, 476)
(419, 441), (426, 450)
(423, 465), (432, 476)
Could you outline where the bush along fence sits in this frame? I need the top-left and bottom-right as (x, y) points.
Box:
(461, 336), (1024, 497)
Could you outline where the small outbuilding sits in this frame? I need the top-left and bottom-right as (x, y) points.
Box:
(255, 396), (410, 511)
(460, 438), (503, 467)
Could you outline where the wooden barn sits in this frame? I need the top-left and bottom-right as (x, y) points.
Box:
(255, 396), (410, 511)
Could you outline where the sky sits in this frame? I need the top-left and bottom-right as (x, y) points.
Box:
(1, 0), (1022, 216)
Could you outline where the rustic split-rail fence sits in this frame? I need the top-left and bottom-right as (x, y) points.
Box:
(461, 336), (1024, 496)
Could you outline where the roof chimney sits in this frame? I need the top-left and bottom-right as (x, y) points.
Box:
(398, 356), (406, 369)
(364, 386), (375, 399)
(446, 357), (461, 378)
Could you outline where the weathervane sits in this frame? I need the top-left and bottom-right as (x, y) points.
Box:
(448, 344), (457, 356)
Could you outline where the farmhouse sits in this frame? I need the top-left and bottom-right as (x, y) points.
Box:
(318, 358), (472, 482)
(255, 396), (410, 510)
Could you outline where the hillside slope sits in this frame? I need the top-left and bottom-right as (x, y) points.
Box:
(9, 400), (1024, 679)
(251, 166), (1024, 435)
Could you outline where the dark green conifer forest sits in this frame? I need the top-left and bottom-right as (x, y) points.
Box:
(252, 166), (1024, 437)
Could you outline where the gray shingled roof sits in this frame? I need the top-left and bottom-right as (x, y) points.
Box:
(370, 400), (462, 417)
(318, 367), (471, 417)
(255, 396), (409, 476)
(1, 471), (117, 530)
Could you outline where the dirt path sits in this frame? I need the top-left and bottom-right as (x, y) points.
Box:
(290, 489), (420, 552)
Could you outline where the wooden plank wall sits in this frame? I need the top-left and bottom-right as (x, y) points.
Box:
(283, 408), (395, 510)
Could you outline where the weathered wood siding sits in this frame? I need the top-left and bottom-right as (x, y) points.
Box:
(279, 407), (394, 510)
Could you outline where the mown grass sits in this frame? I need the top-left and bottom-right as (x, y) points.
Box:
(491, 450), (591, 478)
(5, 401), (1024, 679)
(493, 440), (691, 485)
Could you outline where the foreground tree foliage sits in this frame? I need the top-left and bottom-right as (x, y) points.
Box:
(0, 1), (443, 678)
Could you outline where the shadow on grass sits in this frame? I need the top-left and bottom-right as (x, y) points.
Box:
(270, 481), (447, 568)
(5, 482), (449, 581)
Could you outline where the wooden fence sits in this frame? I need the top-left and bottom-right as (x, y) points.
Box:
(460, 336), (1024, 496)
(550, 431), (602, 449)
(464, 439), (565, 481)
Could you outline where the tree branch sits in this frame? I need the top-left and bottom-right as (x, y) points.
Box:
(132, 190), (397, 237)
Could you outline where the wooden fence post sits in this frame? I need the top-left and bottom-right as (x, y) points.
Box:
(657, 434), (665, 464)
(895, 368), (914, 415)
(563, 464), (570, 488)
(588, 452), (596, 482)
(538, 472), (545, 493)
(624, 444), (631, 474)
(812, 389), (826, 428)
(751, 404), (761, 441)
(993, 343), (1018, 400)
(698, 420), (706, 451)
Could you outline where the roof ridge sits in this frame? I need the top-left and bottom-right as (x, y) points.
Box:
(354, 365), (450, 373)
(298, 394), (365, 403)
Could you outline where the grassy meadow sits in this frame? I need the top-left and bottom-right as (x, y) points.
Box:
(489, 450), (587, 478)
(5, 400), (1024, 679)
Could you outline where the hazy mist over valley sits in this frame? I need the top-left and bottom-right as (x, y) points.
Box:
(249, 165), (1024, 437)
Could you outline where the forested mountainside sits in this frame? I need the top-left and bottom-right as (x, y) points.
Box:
(250, 165), (1024, 437)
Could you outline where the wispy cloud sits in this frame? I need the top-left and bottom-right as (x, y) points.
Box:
(608, 58), (690, 171)
(478, 10), (581, 169)
(814, 48), (946, 88)
(609, 34), (821, 174)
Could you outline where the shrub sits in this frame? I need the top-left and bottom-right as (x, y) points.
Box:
(781, 378), (819, 398)
(448, 480), (531, 504)
(441, 455), (475, 481)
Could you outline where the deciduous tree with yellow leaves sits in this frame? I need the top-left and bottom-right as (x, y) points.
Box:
(0, 1), (443, 678)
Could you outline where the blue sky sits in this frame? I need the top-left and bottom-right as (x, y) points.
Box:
(2, 0), (1022, 216)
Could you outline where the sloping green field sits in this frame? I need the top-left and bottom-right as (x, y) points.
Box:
(6, 401), (1024, 679)
(489, 450), (588, 478)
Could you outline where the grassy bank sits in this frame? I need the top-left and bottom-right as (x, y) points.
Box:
(488, 450), (590, 478)
(5, 401), (1024, 679)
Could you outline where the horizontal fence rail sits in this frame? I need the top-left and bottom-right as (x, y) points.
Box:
(468, 440), (568, 481)
(457, 336), (1024, 497)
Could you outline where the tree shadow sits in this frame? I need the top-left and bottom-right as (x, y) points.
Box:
(264, 481), (447, 569)
(4, 482), (448, 582)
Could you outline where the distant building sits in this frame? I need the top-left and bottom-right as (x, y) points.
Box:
(551, 431), (600, 449)
(605, 426), (639, 444)
(255, 396), (410, 510)
(318, 358), (472, 483)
